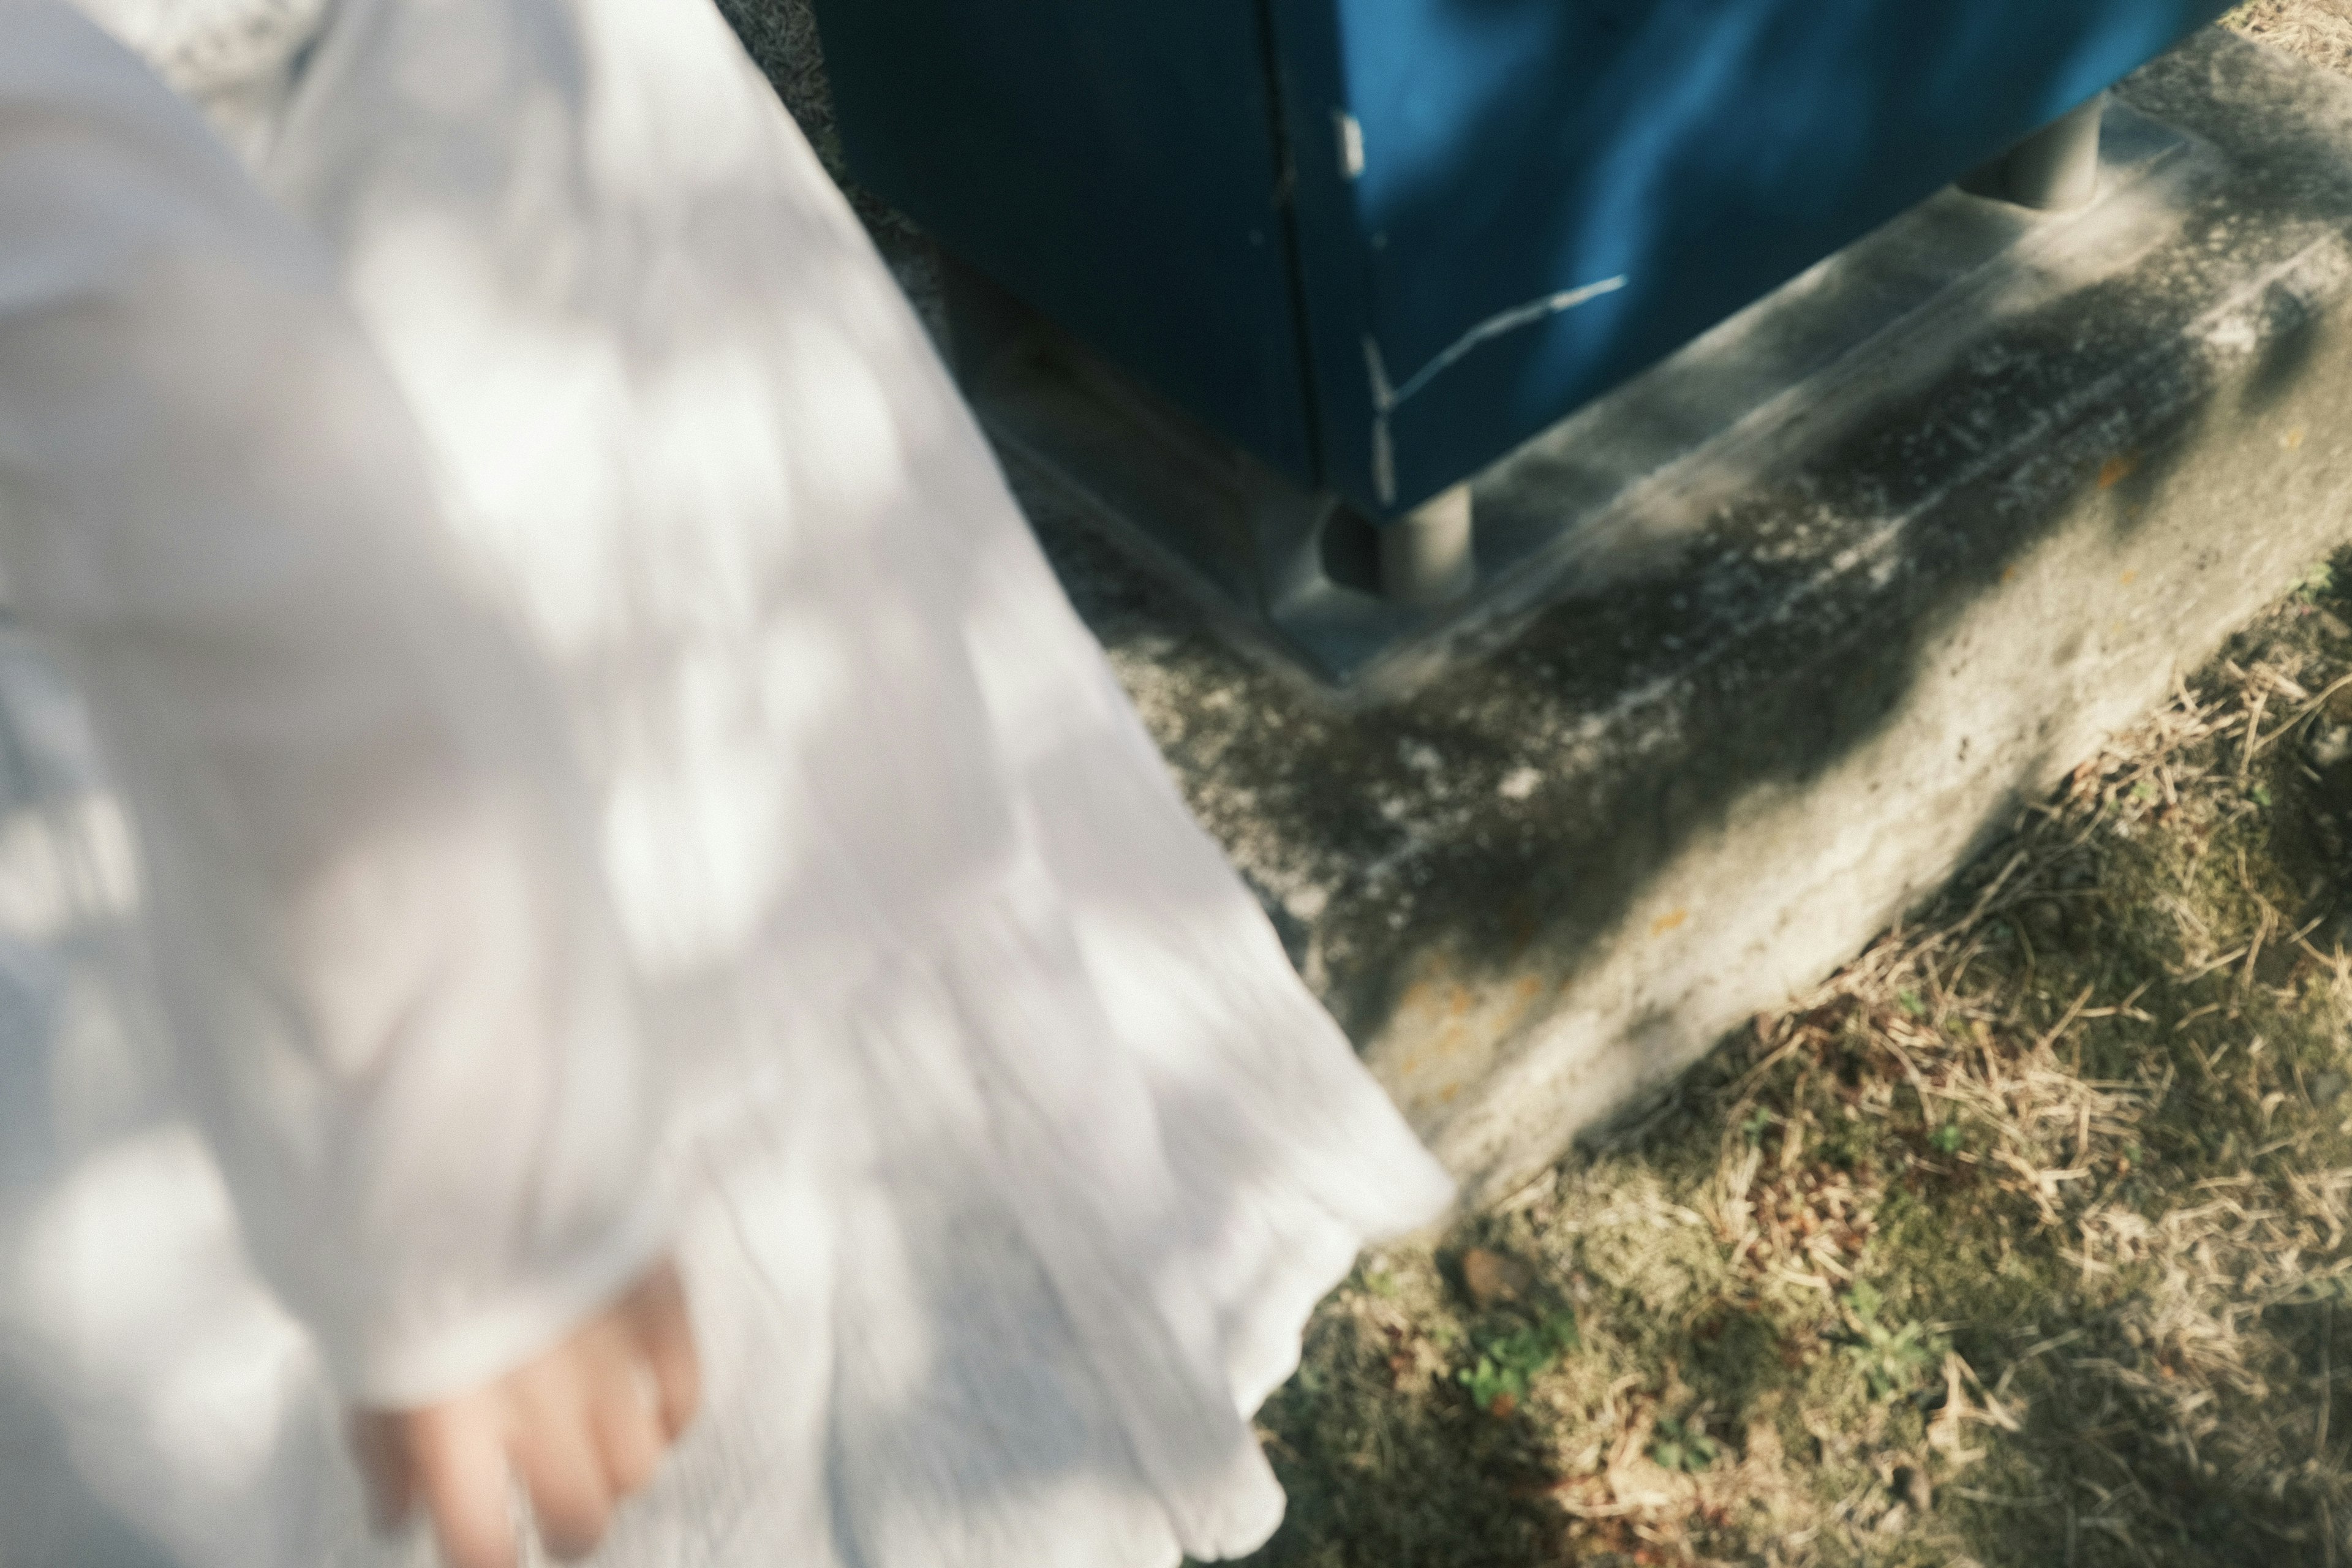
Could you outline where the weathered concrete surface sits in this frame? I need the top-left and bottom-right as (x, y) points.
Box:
(1000, 29), (2352, 1206)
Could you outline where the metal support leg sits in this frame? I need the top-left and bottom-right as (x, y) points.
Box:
(1961, 91), (2106, 212)
(1377, 484), (1476, 606)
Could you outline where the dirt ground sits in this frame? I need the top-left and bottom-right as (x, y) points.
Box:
(728, 6), (2352, 1564)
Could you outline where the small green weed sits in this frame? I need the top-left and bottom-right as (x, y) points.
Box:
(1841, 1281), (1945, 1403)
(1455, 1310), (1580, 1412)
(1648, 1415), (1721, 1474)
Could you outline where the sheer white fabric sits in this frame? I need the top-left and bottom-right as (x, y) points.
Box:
(0, 1), (1455, 1565)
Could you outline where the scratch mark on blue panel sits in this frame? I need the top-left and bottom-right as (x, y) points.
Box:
(1360, 274), (1627, 504)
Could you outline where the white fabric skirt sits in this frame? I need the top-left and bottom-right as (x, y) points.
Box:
(0, 1), (1453, 1566)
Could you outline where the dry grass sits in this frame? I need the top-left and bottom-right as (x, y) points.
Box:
(2230, 0), (2352, 72)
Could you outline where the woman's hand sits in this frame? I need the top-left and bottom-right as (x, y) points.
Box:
(348, 1260), (701, 1568)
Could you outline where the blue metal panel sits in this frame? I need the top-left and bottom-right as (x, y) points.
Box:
(810, 1), (1320, 484)
(812, 0), (2236, 518)
(1274, 0), (2236, 513)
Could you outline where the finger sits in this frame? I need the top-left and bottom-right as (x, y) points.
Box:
(622, 1264), (701, 1440)
(510, 1370), (614, 1561)
(410, 1403), (519, 1568)
(345, 1411), (416, 1534)
(587, 1359), (666, 1499)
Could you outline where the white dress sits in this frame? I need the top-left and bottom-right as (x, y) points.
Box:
(0, 2), (1453, 1565)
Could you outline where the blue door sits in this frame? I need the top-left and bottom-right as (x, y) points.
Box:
(812, 0), (2234, 516)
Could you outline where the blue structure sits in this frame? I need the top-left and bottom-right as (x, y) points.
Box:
(811, 1), (2233, 520)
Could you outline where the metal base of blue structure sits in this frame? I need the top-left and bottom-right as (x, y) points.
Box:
(954, 99), (2204, 695)
(1964, 92), (2111, 211)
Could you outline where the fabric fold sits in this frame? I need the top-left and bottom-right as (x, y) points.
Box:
(0, 0), (669, 1411)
